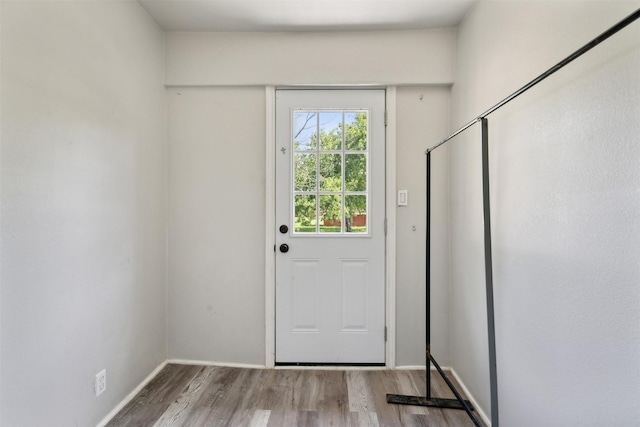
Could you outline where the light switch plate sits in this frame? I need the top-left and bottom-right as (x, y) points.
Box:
(398, 190), (408, 206)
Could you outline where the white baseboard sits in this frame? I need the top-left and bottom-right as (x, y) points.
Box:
(395, 365), (442, 370)
(396, 365), (450, 371)
(167, 358), (266, 370)
(95, 360), (168, 427)
(449, 367), (492, 427)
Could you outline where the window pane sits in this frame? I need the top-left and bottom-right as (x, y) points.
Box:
(294, 112), (317, 150)
(319, 111), (342, 151)
(319, 154), (342, 191)
(319, 195), (342, 233)
(294, 153), (317, 191)
(345, 195), (367, 233)
(345, 154), (366, 191)
(295, 195), (317, 233)
(345, 111), (367, 151)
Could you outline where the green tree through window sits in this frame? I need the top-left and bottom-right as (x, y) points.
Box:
(293, 111), (368, 233)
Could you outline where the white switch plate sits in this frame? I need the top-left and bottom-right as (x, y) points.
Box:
(398, 190), (408, 206)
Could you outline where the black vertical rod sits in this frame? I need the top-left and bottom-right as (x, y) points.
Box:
(480, 118), (499, 426)
(425, 150), (432, 399)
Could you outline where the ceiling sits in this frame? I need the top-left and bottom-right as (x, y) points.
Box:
(138, 0), (477, 32)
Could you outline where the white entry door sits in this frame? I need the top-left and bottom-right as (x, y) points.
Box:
(275, 90), (386, 364)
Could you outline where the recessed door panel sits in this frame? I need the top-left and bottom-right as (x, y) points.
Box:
(291, 260), (321, 331)
(340, 260), (370, 332)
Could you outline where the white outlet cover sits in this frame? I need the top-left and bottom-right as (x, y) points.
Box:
(95, 369), (106, 397)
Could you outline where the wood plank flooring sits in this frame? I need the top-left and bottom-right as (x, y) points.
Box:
(106, 364), (485, 427)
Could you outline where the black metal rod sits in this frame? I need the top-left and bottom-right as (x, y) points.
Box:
(426, 8), (640, 154)
(425, 150), (432, 400)
(430, 355), (483, 427)
(480, 118), (499, 427)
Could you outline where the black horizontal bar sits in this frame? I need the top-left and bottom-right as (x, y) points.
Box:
(426, 8), (640, 153)
(386, 394), (473, 410)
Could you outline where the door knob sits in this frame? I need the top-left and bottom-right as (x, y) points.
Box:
(279, 224), (289, 234)
(279, 244), (289, 253)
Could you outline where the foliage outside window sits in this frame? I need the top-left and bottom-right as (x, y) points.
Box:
(293, 110), (369, 234)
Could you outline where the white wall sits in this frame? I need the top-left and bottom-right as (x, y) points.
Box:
(167, 87), (266, 364)
(166, 29), (456, 86)
(395, 87), (451, 366)
(165, 31), (454, 367)
(450, 1), (640, 424)
(0, 2), (167, 426)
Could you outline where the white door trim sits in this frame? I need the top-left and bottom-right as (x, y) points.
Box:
(385, 86), (397, 369)
(265, 86), (276, 368)
(264, 86), (397, 368)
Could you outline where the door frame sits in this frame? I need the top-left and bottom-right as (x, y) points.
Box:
(264, 86), (397, 368)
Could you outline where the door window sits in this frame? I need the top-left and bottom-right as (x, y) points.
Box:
(292, 110), (369, 235)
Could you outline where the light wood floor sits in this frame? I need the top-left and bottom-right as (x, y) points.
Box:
(106, 364), (484, 427)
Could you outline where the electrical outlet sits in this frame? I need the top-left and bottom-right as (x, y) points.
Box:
(95, 369), (106, 397)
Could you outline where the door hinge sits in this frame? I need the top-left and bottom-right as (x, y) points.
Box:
(384, 326), (387, 342)
(384, 218), (387, 235)
(384, 111), (388, 127)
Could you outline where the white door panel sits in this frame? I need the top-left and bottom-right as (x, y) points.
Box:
(275, 89), (385, 364)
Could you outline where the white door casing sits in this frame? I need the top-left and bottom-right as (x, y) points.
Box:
(275, 89), (386, 364)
